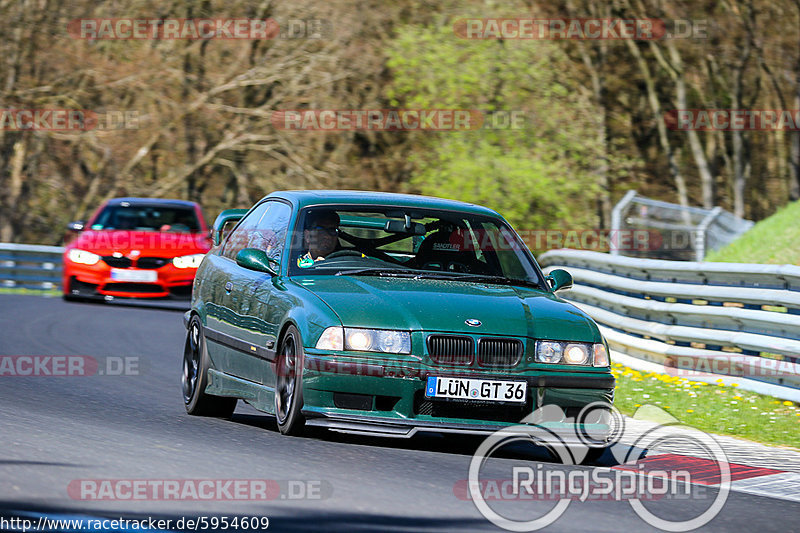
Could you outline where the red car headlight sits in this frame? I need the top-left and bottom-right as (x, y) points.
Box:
(172, 254), (205, 269)
(67, 249), (101, 265)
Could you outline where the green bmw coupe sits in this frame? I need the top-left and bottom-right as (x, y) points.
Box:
(182, 190), (614, 439)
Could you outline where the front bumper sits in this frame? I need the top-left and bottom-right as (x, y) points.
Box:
(300, 351), (615, 439)
(63, 260), (196, 299)
(301, 412), (611, 446)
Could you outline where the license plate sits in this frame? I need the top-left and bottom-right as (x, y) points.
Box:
(110, 269), (157, 282)
(425, 376), (527, 403)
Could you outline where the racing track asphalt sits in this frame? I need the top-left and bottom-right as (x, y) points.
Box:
(0, 294), (797, 532)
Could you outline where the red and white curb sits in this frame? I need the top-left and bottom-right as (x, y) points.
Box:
(609, 414), (800, 504)
(610, 450), (800, 502)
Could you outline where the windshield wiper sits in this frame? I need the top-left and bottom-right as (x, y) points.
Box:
(335, 268), (421, 277)
(414, 272), (543, 289)
(335, 268), (543, 289)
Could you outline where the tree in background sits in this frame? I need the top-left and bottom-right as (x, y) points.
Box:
(386, 20), (639, 237)
(0, 0), (414, 242)
(2, 0), (800, 245)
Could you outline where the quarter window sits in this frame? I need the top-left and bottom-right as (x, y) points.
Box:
(221, 202), (270, 260)
(254, 202), (292, 262)
(221, 201), (292, 263)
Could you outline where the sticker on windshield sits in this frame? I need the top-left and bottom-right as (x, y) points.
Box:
(297, 256), (315, 268)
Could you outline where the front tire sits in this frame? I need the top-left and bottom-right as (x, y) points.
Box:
(182, 315), (237, 417)
(62, 279), (87, 302)
(275, 325), (305, 436)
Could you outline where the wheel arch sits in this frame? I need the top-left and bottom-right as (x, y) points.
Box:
(187, 302), (208, 327)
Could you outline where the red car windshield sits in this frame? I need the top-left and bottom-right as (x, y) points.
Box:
(90, 205), (201, 232)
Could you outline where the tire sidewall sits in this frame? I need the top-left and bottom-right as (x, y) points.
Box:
(276, 325), (305, 434)
(185, 315), (211, 412)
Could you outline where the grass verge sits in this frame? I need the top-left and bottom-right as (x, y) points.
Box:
(704, 200), (800, 264)
(0, 287), (61, 296)
(612, 362), (800, 449)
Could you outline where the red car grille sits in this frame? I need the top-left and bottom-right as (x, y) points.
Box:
(102, 256), (132, 268)
(100, 256), (169, 269)
(136, 257), (169, 269)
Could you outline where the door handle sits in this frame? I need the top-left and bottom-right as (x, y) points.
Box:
(225, 281), (233, 294)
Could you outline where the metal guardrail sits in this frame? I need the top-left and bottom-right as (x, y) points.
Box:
(0, 243), (64, 290)
(539, 249), (800, 398)
(3, 242), (798, 398)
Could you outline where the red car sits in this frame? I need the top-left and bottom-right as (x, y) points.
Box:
(63, 198), (211, 300)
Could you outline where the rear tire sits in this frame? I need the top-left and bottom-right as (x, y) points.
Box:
(275, 325), (306, 436)
(183, 315), (237, 417)
(62, 278), (80, 302)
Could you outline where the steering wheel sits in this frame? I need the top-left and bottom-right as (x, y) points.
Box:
(446, 261), (470, 273)
(326, 249), (365, 259)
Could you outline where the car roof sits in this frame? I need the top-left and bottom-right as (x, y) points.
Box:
(106, 197), (199, 209)
(263, 190), (501, 217)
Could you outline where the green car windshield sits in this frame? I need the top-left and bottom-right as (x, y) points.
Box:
(288, 206), (545, 289)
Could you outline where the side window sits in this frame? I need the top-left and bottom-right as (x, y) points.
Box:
(221, 202), (271, 260)
(252, 202), (292, 262)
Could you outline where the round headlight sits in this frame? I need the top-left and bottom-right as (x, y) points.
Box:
(378, 331), (403, 353)
(564, 344), (589, 365)
(536, 341), (563, 363)
(346, 330), (373, 351)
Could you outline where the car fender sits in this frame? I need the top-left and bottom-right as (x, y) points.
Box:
(188, 301), (208, 327)
(276, 279), (343, 350)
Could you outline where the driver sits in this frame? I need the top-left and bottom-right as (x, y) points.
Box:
(298, 209), (341, 265)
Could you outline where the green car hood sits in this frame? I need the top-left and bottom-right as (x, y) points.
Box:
(292, 275), (600, 342)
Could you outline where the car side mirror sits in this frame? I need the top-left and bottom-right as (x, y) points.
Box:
(211, 208), (249, 246)
(67, 220), (85, 232)
(236, 248), (278, 276)
(546, 269), (573, 292)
